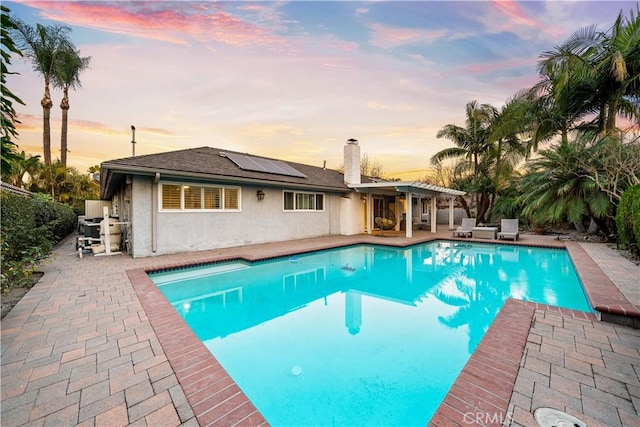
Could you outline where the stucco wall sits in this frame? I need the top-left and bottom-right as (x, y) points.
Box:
(129, 178), (344, 257)
(130, 176), (153, 257)
(339, 193), (364, 235)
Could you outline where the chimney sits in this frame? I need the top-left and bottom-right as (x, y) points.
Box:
(344, 138), (361, 185)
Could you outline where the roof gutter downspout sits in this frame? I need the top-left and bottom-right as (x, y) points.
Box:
(152, 173), (160, 253)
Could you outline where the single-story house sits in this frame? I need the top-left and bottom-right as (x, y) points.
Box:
(100, 139), (465, 258)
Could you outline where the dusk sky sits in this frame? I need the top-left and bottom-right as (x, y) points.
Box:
(6, 0), (634, 180)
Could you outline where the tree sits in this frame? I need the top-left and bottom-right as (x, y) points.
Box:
(88, 164), (100, 183)
(518, 134), (612, 233)
(1, 6), (24, 174)
(337, 152), (384, 178)
(12, 19), (72, 166)
(485, 98), (529, 212)
(431, 100), (499, 222)
(360, 153), (384, 178)
(577, 7), (640, 133)
(53, 47), (90, 167)
(31, 160), (74, 200)
(432, 101), (494, 176)
(526, 49), (590, 149)
(576, 131), (640, 203)
(29, 161), (99, 210)
(1, 151), (41, 188)
(535, 7), (640, 137)
(615, 184), (640, 256)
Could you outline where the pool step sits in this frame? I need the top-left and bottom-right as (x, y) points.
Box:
(150, 262), (249, 285)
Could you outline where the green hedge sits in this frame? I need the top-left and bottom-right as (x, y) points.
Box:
(1, 191), (76, 291)
(615, 184), (640, 256)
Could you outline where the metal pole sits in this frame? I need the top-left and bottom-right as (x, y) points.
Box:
(131, 125), (136, 156)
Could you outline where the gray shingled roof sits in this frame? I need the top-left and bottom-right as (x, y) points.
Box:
(101, 146), (356, 198)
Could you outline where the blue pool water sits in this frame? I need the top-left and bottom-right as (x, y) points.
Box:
(150, 241), (592, 426)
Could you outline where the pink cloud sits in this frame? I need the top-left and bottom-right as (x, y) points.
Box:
(18, 1), (285, 48)
(323, 38), (358, 53)
(16, 112), (174, 138)
(369, 23), (447, 49)
(428, 56), (538, 84)
(491, 0), (539, 28)
(12, 113), (40, 135)
(72, 120), (175, 137)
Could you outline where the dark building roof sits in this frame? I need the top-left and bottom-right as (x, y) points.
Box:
(101, 146), (360, 198)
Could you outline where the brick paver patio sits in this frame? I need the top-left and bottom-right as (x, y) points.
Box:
(1, 229), (639, 426)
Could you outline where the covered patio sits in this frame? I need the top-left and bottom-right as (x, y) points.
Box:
(349, 181), (466, 238)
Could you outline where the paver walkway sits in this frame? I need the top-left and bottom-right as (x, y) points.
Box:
(508, 310), (640, 427)
(1, 230), (639, 427)
(579, 243), (640, 306)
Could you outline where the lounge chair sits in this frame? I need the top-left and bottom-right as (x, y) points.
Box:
(497, 219), (519, 241)
(453, 218), (476, 238)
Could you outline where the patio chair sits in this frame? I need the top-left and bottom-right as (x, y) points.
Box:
(497, 219), (519, 241)
(452, 218), (476, 238)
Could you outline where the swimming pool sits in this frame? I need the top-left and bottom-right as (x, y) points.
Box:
(150, 241), (592, 426)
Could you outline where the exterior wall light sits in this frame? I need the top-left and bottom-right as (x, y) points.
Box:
(257, 189), (265, 201)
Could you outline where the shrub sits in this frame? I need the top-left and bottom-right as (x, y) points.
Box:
(615, 185), (640, 257)
(1, 191), (76, 292)
(32, 193), (76, 243)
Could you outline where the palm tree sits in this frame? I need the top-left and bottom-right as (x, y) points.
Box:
(574, 8), (640, 133)
(432, 101), (494, 175)
(518, 134), (612, 233)
(535, 7), (640, 137)
(485, 97), (529, 207)
(1, 6), (24, 174)
(53, 47), (90, 167)
(525, 50), (591, 149)
(12, 20), (72, 166)
(88, 164), (100, 183)
(432, 100), (526, 222)
(431, 101), (495, 220)
(2, 151), (41, 188)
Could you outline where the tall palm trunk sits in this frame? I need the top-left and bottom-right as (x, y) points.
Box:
(457, 195), (471, 219)
(41, 83), (53, 166)
(606, 97), (618, 133)
(598, 99), (608, 134)
(60, 88), (69, 166)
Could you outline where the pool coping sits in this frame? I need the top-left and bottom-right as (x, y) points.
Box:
(126, 238), (638, 426)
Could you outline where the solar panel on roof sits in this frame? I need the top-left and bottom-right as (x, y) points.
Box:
(221, 152), (307, 178)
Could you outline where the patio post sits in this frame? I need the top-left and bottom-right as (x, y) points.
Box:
(449, 197), (455, 229)
(431, 195), (437, 233)
(406, 192), (413, 238)
(394, 195), (401, 232)
(366, 192), (373, 235)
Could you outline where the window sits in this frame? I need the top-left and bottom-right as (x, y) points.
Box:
(160, 183), (240, 211)
(204, 187), (221, 209)
(283, 191), (324, 211)
(162, 184), (181, 210)
(224, 188), (239, 209)
(184, 186), (202, 209)
(284, 192), (294, 210)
